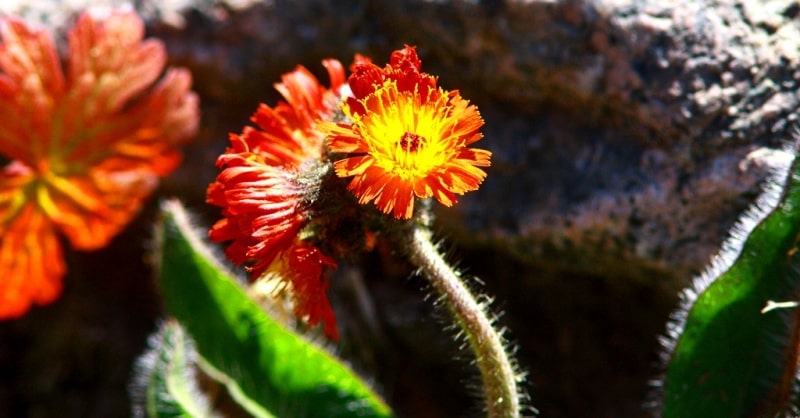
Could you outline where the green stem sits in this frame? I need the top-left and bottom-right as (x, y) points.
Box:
(405, 224), (522, 418)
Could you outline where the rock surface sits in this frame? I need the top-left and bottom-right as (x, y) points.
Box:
(1, 0), (798, 417)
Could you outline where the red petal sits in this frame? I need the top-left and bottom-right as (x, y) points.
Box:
(322, 58), (346, 93)
(389, 45), (422, 73)
(285, 244), (339, 340)
(348, 60), (385, 100)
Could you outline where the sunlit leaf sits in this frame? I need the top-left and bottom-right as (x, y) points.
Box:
(661, 149), (800, 417)
(154, 200), (393, 418)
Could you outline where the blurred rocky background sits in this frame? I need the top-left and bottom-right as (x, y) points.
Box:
(1, 0), (799, 417)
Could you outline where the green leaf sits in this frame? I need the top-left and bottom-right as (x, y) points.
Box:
(153, 200), (393, 418)
(130, 319), (218, 418)
(662, 150), (800, 417)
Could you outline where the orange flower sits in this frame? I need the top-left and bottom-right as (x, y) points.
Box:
(0, 11), (199, 318)
(207, 60), (344, 340)
(320, 46), (491, 219)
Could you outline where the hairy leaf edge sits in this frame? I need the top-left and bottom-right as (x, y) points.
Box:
(647, 141), (800, 414)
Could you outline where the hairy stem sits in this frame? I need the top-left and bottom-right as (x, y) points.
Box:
(405, 224), (521, 418)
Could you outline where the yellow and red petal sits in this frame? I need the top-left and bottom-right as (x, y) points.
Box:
(0, 161), (34, 224)
(55, 13), (197, 248)
(37, 168), (159, 250)
(320, 119), (370, 154)
(374, 176), (415, 219)
(332, 155), (373, 177)
(342, 164), (415, 218)
(0, 203), (65, 319)
(348, 165), (391, 204)
(0, 19), (64, 94)
(456, 148), (492, 167)
(135, 68), (199, 149)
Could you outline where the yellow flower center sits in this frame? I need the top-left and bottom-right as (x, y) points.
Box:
(351, 82), (457, 181)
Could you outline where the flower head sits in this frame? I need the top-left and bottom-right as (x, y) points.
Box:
(320, 46), (491, 219)
(0, 11), (199, 318)
(207, 60), (344, 340)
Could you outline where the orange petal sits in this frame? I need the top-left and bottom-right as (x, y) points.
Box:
(0, 17), (66, 165)
(456, 147), (492, 167)
(320, 119), (370, 153)
(66, 11), (164, 114)
(41, 169), (158, 250)
(61, 66), (198, 171)
(333, 155), (373, 177)
(0, 203), (65, 319)
(383, 177), (415, 219)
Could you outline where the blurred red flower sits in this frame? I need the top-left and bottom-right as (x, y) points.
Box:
(0, 11), (199, 318)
